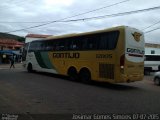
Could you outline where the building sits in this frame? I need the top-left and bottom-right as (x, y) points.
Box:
(145, 43), (160, 54)
(0, 38), (24, 64)
(25, 34), (52, 43)
(0, 38), (24, 50)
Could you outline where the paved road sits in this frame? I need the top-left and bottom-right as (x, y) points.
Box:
(0, 65), (160, 119)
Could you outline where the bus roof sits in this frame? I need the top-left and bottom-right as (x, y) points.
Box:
(46, 26), (133, 40)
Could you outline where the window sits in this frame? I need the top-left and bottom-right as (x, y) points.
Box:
(151, 50), (155, 54)
(99, 31), (119, 50)
(54, 40), (66, 51)
(29, 42), (37, 52)
(36, 41), (43, 51)
(145, 55), (160, 61)
(66, 38), (81, 51)
(28, 30), (119, 52)
(58, 40), (67, 51)
(83, 35), (98, 50)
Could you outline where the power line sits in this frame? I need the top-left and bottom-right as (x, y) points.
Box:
(141, 19), (160, 33)
(60, 0), (131, 20)
(5, 5), (160, 33)
(4, 0), (131, 33)
(4, 5), (160, 25)
(141, 20), (160, 31)
(58, 6), (160, 22)
(144, 27), (160, 34)
(5, 3), (160, 35)
(1, 0), (130, 24)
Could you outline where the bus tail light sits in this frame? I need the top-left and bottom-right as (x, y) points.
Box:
(120, 54), (125, 70)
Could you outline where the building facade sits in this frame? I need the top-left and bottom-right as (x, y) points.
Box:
(0, 38), (24, 50)
(145, 43), (160, 55)
(0, 38), (24, 64)
(25, 34), (52, 43)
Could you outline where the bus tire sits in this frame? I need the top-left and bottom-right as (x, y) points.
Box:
(27, 63), (33, 73)
(67, 67), (78, 81)
(79, 68), (91, 83)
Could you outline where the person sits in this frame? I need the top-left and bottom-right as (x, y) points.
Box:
(10, 55), (15, 68)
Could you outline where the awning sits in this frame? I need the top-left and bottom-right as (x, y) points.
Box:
(0, 50), (21, 55)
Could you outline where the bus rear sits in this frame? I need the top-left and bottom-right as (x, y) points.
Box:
(118, 26), (145, 83)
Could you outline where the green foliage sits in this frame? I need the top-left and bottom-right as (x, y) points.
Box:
(0, 33), (25, 42)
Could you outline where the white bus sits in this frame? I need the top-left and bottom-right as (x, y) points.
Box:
(144, 46), (160, 74)
(144, 54), (160, 73)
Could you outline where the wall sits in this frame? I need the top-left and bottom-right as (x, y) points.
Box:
(25, 37), (45, 43)
(145, 47), (160, 55)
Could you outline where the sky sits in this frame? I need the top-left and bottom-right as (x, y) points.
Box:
(0, 0), (160, 44)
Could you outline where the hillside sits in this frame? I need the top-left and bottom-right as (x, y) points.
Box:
(0, 33), (25, 42)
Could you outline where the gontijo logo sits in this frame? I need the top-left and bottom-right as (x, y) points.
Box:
(132, 32), (142, 42)
(127, 48), (144, 57)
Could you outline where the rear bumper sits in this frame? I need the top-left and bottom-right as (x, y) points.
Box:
(120, 74), (144, 82)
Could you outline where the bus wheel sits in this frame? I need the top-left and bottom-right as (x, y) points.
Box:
(67, 67), (78, 81)
(27, 63), (33, 73)
(79, 68), (91, 83)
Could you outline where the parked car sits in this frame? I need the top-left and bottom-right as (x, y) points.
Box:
(153, 72), (160, 86)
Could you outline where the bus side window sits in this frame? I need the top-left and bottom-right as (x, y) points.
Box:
(81, 37), (88, 50)
(54, 40), (66, 51)
(45, 41), (49, 51)
(72, 39), (80, 50)
(100, 33), (108, 50)
(55, 41), (60, 51)
(67, 38), (79, 51)
(36, 41), (43, 51)
(59, 40), (66, 51)
(82, 35), (98, 50)
(89, 35), (98, 50)
(67, 39), (73, 51)
(99, 31), (119, 50)
(29, 42), (37, 52)
(40, 42), (45, 51)
(51, 40), (57, 51)
(88, 39), (93, 49)
(76, 38), (82, 50)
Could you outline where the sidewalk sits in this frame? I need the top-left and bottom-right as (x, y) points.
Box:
(0, 63), (23, 69)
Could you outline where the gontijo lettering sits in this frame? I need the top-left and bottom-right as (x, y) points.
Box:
(127, 48), (144, 55)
